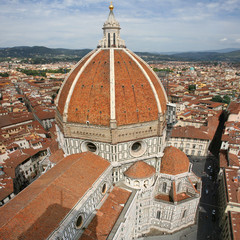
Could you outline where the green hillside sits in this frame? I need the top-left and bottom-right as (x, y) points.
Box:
(1, 46), (240, 63)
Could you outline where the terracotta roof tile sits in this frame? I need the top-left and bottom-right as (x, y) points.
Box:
(0, 112), (34, 128)
(49, 148), (64, 164)
(171, 126), (210, 140)
(155, 193), (190, 203)
(230, 212), (240, 240)
(80, 187), (131, 240)
(0, 152), (110, 240)
(68, 50), (110, 126)
(57, 51), (96, 115)
(0, 178), (14, 201)
(115, 50), (159, 125)
(228, 101), (240, 114)
(132, 52), (167, 114)
(124, 161), (155, 179)
(224, 168), (240, 204)
(57, 49), (167, 127)
(160, 146), (189, 175)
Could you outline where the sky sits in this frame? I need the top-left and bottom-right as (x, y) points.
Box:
(0, 0), (240, 52)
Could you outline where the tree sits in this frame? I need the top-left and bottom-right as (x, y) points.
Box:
(223, 95), (231, 104)
(0, 72), (9, 77)
(211, 95), (223, 103)
(188, 84), (196, 93)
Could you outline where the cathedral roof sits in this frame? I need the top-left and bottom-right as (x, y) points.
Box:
(160, 146), (190, 175)
(56, 48), (167, 127)
(124, 161), (156, 179)
(56, 6), (167, 128)
(0, 152), (110, 240)
(81, 187), (131, 240)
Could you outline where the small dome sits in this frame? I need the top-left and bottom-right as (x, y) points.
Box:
(124, 161), (156, 179)
(160, 146), (189, 175)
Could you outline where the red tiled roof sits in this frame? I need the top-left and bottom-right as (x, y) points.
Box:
(124, 161), (156, 179)
(0, 152), (110, 240)
(224, 168), (240, 204)
(171, 126), (210, 140)
(0, 177), (14, 201)
(34, 106), (55, 120)
(230, 212), (240, 240)
(220, 150), (228, 168)
(57, 51), (96, 115)
(57, 49), (167, 127)
(155, 192), (190, 203)
(67, 49), (111, 126)
(220, 150), (239, 168)
(228, 101), (240, 114)
(80, 187), (131, 240)
(160, 146), (189, 175)
(49, 149), (64, 164)
(0, 112), (34, 128)
(228, 153), (239, 167)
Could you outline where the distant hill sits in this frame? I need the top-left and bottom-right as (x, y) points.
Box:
(203, 48), (240, 53)
(0, 46), (92, 58)
(0, 46), (240, 63)
(158, 48), (240, 55)
(136, 50), (240, 63)
(0, 46), (92, 63)
(170, 50), (240, 62)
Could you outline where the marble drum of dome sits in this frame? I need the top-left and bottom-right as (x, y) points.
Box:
(55, 4), (168, 146)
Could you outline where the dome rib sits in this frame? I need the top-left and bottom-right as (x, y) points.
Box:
(67, 49), (111, 125)
(110, 48), (116, 123)
(124, 49), (162, 114)
(56, 50), (96, 115)
(128, 51), (168, 113)
(64, 48), (102, 122)
(57, 48), (167, 127)
(119, 50), (140, 122)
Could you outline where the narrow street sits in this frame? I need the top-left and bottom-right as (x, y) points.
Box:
(190, 155), (221, 240)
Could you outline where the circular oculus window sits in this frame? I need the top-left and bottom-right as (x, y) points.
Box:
(76, 215), (84, 229)
(130, 141), (147, 157)
(81, 141), (97, 153)
(132, 142), (142, 152)
(86, 142), (97, 152)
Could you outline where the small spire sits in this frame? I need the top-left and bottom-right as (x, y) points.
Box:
(109, 1), (114, 11)
(97, 2), (126, 48)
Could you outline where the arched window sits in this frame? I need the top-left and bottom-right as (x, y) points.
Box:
(177, 182), (182, 192)
(162, 182), (167, 193)
(182, 210), (187, 219)
(108, 33), (110, 47)
(134, 180), (140, 187)
(156, 211), (161, 219)
(143, 180), (149, 188)
(113, 33), (116, 46)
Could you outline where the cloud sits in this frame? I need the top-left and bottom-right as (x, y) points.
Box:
(0, 0), (240, 52)
(220, 38), (228, 42)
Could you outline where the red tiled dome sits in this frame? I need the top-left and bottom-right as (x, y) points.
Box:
(56, 48), (167, 127)
(124, 161), (156, 179)
(160, 146), (189, 175)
